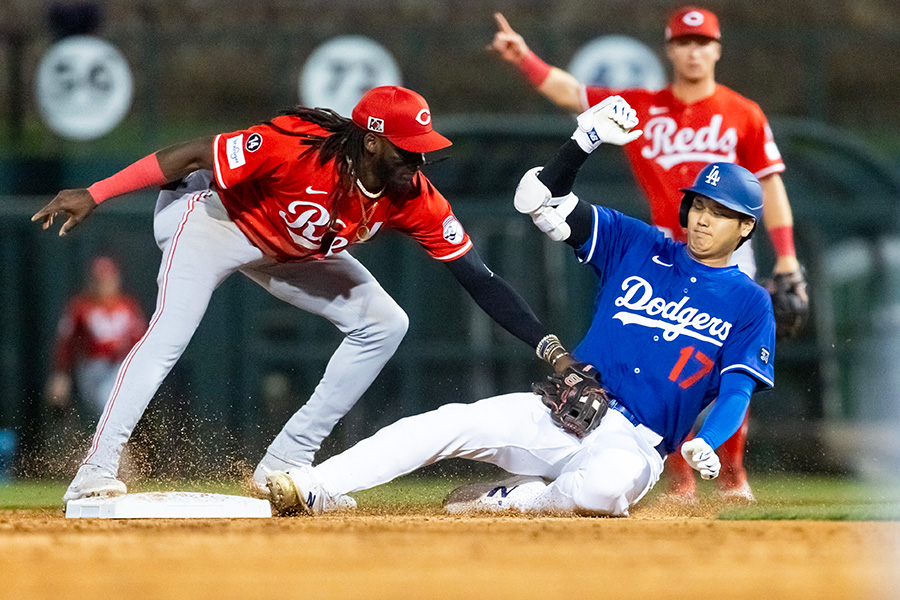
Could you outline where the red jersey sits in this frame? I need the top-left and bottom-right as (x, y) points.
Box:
(211, 116), (472, 262)
(584, 85), (784, 240)
(53, 294), (146, 371)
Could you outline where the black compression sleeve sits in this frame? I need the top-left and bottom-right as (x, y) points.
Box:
(536, 139), (590, 196)
(564, 201), (593, 249)
(536, 139), (593, 248)
(444, 248), (548, 348)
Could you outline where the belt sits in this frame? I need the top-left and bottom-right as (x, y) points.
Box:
(608, 399), (667, 458)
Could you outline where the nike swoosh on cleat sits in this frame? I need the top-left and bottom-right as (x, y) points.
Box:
(306, 186), (327, 194)
(652, 255), (673, 267)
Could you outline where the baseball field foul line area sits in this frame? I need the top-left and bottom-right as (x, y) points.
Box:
(1, 515), (899, 600)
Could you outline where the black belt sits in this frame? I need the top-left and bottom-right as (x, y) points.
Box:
(608, 399), (667, 458)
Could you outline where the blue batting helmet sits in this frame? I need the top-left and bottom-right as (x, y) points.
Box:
(678, 162), (763, 228)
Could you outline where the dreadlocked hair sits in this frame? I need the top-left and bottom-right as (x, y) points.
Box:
(262, 106), (369, 237)
(263, 106), (368, 190)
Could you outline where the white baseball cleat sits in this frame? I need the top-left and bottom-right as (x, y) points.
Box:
(252, 453), (357, 510)
(266, 465), (356, 516)
(63, 464), (127, 503)
(252, 453), (301, 497)
(443, 475), (547, 514)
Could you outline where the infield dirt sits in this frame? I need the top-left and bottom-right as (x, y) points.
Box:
(2, 506), (899, 600)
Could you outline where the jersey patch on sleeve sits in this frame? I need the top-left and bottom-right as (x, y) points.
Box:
(759, 346), (771, 365)
(246, 132), (262, 153)
(226, 134), (246, 169)
(442, 216), (465, 245)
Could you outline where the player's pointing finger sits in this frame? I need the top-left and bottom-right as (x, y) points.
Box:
(494, 12), (513, 33)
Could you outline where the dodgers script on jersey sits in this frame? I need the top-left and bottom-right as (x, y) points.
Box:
(584, 85), (784, 240)
(572, 206), (775, 453)
(211, 116), (472, 262)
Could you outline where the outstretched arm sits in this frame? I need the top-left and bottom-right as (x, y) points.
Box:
(489, 12), (586, 113)
(514, 96), (642, 247)
(444, 248), (584, 373)
(31, 136), (215, 236)
(444, 247), (547, 348)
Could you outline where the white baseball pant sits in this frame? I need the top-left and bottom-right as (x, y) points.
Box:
(82, 171), (408, 473)
(313, 392), (667, 516)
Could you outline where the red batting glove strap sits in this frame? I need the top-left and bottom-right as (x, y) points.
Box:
(518, 50), (552, 87)
(768, 225), (796, 258)
(87, 153), (168, 204)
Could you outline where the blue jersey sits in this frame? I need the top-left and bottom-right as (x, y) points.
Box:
(572, 205), (775, 454)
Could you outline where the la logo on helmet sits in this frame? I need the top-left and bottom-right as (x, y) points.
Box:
(416, 108), (431, 126)
(705, 165), (721, 186)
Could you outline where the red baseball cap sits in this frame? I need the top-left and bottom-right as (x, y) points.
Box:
(665, 7), (721, 41)
(351, 86), (452, 153)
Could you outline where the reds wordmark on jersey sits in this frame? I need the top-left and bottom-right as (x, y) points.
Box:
(211, 116), (472, 262)
(584, 85), (784, 240)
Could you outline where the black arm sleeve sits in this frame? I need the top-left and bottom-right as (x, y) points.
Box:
(444, 247), (549, 348)
(536, 139), (594, 248)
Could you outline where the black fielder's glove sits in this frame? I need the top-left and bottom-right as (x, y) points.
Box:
(532, 362), (610, 439)
(766, 269), (809, 340)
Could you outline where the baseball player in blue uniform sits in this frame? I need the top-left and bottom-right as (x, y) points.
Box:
(265, 97), (776, 517)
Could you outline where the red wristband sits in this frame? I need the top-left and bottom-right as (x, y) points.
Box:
(518, 50), (552, 87)
(768, 225), (796, 258)
(87, 153), (167, 204)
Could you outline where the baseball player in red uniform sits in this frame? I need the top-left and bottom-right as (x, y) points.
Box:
(46, 256), (146, 420)
(34, 86), (569, 504)
(491, 7), (808, 501)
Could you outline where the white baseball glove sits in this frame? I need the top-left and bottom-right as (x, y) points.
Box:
(680, 438), (721, 480)
(572, 95), (642, 153)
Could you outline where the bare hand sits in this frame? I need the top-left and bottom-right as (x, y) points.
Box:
(31, 189), (97, 236)
(489, 12), (529, 63)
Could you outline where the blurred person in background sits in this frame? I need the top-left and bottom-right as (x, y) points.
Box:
(45, 255), (147, 422)
(490, 6), (808, 502)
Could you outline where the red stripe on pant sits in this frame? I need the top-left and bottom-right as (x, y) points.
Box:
(83, 192), (200, 466)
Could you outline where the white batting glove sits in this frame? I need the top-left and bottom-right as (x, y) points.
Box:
(572, 95), (642, 153)
(680, 438), (721, 480)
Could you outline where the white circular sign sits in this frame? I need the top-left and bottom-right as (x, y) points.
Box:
(35, 35), (134, 140)
(299, 35), (402, 117)
(567, 35), (666, 91)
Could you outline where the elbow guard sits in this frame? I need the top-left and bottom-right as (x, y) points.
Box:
(514, 167), (551, 215)
(532, 194), (579, 241)
(514, 167), (580, 241)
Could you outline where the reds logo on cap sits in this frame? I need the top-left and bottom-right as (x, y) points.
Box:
(351, 86), (452, 154)
(665, 6), (721, 41)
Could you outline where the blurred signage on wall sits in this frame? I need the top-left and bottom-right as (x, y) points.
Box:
(567, 35), (665, 90)
(35, 35), (134, 140)
(299, 35), (402, 117)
